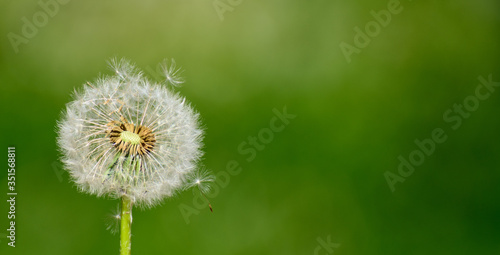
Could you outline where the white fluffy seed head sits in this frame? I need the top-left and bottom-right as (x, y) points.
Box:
(57, 58), (208, 208)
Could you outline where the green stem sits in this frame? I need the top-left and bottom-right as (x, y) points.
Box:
(120, 195), (133, 255)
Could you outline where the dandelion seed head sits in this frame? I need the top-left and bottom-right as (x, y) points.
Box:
(57, 58), (204, 207)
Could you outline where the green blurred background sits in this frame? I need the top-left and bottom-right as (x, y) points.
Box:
(1, 0), (500, 254)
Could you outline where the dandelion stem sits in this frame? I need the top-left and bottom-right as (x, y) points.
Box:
(120, 195), (133, 255)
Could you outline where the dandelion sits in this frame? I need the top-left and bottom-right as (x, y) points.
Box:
(57, 58), (212, 255)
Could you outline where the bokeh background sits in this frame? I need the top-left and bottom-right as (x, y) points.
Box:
(1, 0), (500, 254)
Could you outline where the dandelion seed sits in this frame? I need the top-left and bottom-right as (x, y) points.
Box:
(185, 169), (215, 212)
(185, 169), (215, 194)
(105, 204), (122, 235)
(161, 58), (184, 87)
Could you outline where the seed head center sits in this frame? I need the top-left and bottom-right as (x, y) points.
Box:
(106, 117), (156, 156)
(120, 131), (141, 145)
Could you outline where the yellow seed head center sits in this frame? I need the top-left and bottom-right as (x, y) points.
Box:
(106, 117), (156, 156)
(120, 131), (141, 145)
